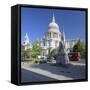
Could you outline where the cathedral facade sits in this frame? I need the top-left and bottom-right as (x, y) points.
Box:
(23, 33), (32, 51)
(23, 14), (78, 57)
(40, 14), (66, 56)
(40, 14), (78, 56)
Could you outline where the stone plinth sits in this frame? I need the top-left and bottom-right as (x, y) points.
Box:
(56, 41), (69, 64)
(56, 53), (69, 64)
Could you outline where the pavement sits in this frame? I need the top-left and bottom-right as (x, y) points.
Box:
(21, 61), (86, 83)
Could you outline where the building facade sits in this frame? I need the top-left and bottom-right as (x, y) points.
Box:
(40, 14), (64, 56)
(23, 33), (32, 51)
(40, 14), (78, 56)
(22, 14), (78, 57)
(66, 39), (78, 52)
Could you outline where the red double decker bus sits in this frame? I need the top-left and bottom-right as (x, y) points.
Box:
(68, 52), (80, 61)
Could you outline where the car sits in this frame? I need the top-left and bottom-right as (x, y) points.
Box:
(37, 55), (47, 59)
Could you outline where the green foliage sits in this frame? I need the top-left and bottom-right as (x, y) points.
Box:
(73, 40), (85, 58)
(21, 44), (31, 61)
(21, 40), (43, 63)
(31, 40), (43, 58)
(21, 44), (25, 61)
(25, 48), (31, 59)
(49, 48), (57, 60)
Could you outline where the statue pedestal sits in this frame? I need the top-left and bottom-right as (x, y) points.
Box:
(56, 41), (69, 64)
(56, 53), (69, 64)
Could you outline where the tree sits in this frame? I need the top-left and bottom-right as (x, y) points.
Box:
(21, 44), (25, 61)
(25, 48), (31, 59)
(49, 48), (58, 60)
(31, 40), (42, 58)
(73, 40), (85, 59)
(21, 44), (31, 61)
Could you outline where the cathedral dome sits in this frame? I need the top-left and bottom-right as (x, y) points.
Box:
(49, 22), (59, 29)
(48, 14), (59, 32)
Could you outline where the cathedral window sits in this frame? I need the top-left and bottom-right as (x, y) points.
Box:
(53, 32), (58, 38)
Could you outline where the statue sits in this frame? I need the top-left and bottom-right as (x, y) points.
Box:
(56, 31), (69, 64)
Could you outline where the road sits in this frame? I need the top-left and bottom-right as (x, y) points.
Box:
(21, 61), (86, 83)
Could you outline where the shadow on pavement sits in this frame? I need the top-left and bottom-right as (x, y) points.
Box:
(21, 68), (56, 83)
(30, 63), (86, 79)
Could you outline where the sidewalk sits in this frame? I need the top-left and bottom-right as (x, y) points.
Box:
(21, 62), (85, 82)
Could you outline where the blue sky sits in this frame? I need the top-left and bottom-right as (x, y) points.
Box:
(21, 7), (86, 44)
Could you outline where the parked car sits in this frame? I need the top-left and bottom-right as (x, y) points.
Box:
(37, 55), (47, 59)
(68, 52), (80, 61)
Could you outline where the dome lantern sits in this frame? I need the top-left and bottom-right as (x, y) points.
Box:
(52, 13), (55, 22)
(48, 14), (60, 32)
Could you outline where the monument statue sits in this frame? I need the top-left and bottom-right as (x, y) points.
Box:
(56, 31), (69, 64)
